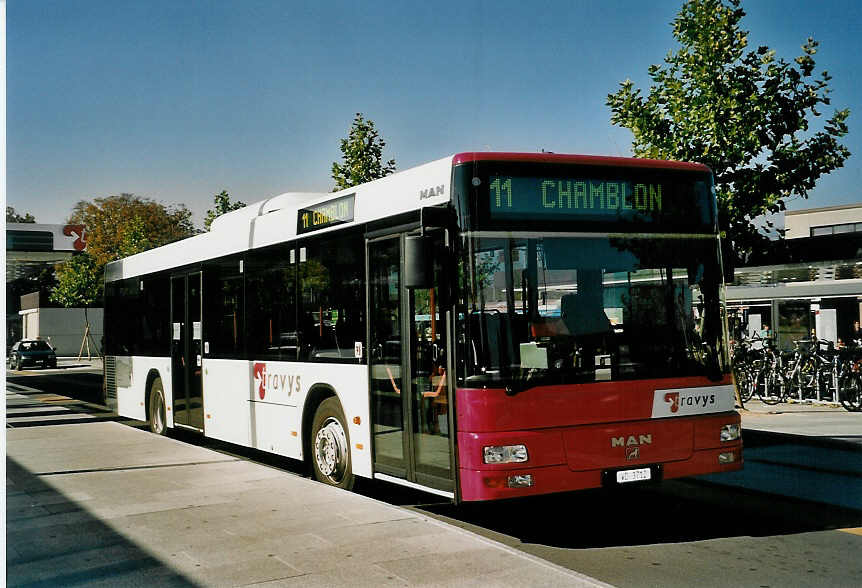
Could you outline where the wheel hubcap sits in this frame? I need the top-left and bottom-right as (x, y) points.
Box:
(315, 417), (348, 481)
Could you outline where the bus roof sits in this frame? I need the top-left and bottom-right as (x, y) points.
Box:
(106, 152), (712, 282)
(453, 152), (712, 173)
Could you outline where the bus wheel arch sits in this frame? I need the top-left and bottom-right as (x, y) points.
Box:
(303, 385), (354, 490)
(145, 369), (167, 435)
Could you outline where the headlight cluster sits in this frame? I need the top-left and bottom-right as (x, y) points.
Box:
(483, 444), (528, 464)
(720, 424), (741, 442)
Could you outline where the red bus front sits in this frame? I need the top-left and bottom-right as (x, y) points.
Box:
(450, 155), (742, 501)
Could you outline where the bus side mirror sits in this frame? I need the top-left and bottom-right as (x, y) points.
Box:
(405, 235), (432, 289)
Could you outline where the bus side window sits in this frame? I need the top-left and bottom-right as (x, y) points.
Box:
(298, 230), (366, 363)
(245, 243), (296, 361)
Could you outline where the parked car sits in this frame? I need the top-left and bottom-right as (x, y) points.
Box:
(8, 339), (57, 370)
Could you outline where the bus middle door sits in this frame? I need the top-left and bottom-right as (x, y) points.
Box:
(171, 272), (204, 431)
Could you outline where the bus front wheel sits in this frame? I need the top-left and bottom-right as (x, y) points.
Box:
(148, 377), (168, 436)
(310, 397), (354, 490)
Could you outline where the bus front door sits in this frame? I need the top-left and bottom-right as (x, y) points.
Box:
(368, 233), (454, 496)
(171, 272), (204, 431)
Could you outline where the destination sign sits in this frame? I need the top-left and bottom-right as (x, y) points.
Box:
(488, 176), (666, 221)
(297, 194), (355, 235)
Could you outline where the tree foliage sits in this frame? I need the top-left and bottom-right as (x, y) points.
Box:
(50, 253), (102, 308)
(606, 0), (850, 262)
(331, 113), (396, 191)
(6, 206), (36, 223)
(204, 190), (246, 231)
(68, 193), (194, 266)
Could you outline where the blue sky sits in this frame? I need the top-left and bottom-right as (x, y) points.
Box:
(7, 0), (862, 227)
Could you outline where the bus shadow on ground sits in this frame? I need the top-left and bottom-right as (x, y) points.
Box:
(5, 457), (195, 587)
(7, 373), (105, 405)
(155, 427), (862, 550)
(419, 481), (862, 549)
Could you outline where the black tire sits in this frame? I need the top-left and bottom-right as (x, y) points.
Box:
(310, 397), (354, 490)
(148, 377), (168, 435)
(14, 355), (22, 371)
(840, 373), (862, 413)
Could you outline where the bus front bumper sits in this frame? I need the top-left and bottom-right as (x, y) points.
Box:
(457, 413), (743, 501)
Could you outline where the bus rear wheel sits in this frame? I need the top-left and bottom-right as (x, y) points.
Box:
(310, 397), (354, 490)
(148, 377), (168, 436)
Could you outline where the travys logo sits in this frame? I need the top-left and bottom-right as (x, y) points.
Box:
(652, 385), (735, 418)
(254, 363), (267, 399)
(253, 362), (301, 400)
(664, 391), (715, 413)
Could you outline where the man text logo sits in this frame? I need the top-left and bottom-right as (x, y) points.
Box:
(611, 434), (653, 448)
(419, 185), (445, 200)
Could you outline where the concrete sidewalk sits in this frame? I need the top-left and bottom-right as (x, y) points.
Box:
(6, 422), (607, 587)
(740, 399), (862, 445)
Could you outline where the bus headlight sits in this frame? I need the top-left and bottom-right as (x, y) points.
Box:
(720, 424), (741, 442)
(483, 444), (529, 464)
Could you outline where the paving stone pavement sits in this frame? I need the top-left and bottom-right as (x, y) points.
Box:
(6, 422), (608, 587)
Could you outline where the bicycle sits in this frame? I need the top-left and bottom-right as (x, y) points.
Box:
(837, 339), (862, 412)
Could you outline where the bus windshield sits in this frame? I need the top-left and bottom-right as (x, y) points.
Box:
(458, 234), (725, 389)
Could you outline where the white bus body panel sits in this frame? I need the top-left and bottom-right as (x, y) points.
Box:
(119, 357), (372, 478)
(241, 360), (371, 478)
(118, 356), (172, 424)
(201, 359), (252, 446)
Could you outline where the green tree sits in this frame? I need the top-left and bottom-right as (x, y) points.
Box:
(204, 190), (246, 231)
(331, 113), (396, 191)
(55, 194), (193, 356)
(50, 253), (102, 308)
(6, 206), (36, 223)
(68, 193), (194, 266)
(117, 215), (155, 258)
(606, 0), (850, 263)
(50, 253), (103, 357)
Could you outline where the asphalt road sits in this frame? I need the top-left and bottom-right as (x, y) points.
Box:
(7, 365), (862, 587)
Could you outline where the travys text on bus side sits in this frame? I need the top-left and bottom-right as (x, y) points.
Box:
(489, 176), (664, 219)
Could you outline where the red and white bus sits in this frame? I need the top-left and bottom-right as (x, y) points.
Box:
(104, 152), (742, 501)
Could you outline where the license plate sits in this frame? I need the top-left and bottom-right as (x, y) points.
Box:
(616, 468), (651, 484)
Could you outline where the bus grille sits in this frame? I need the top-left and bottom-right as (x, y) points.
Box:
(105, 356), (117, 400)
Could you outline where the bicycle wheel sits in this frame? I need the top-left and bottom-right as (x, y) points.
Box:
(840, 373), (862, 412)
(734, 363), (755, 403)
(759, 370), (785, 405)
